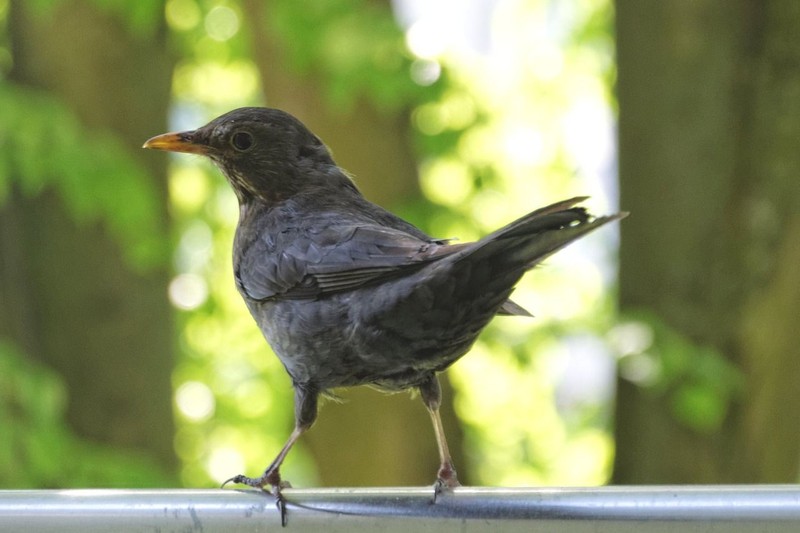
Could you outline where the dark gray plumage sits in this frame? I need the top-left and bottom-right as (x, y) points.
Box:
(144, 107), (626, 499)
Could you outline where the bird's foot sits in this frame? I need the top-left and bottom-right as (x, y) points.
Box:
(222, 469), (291, 526)
(221, 469), (289, 490)
(431, 461), (461, 503)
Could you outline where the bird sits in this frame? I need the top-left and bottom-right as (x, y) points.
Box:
(144, 107), (626, 499)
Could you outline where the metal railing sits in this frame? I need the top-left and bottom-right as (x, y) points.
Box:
(1, 486), (800, 531)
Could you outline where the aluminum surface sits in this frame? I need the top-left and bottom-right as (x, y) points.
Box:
(1, 486), (799, 532)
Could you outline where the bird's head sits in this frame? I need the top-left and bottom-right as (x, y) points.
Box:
(143, 107), (337, 203)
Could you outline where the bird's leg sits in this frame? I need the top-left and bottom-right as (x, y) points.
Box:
(223, 385), (318, 526)
(224, 426), (304, 490)
(419, 375), (460, 501)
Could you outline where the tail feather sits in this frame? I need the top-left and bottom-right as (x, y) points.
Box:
(453, 198), (627, 271)
(482, 196), (590, 241)
(437, 200), (626, 319)
(497, 299), (533, 317)
(515, 213), (627, 269)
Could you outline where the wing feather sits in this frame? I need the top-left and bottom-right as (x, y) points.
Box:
(236, 223), (450, 301)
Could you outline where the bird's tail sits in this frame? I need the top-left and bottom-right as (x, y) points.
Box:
(437, 197), (626, 318)
(457, 196), (627, 270)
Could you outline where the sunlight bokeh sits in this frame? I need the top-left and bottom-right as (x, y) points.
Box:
(397, 0), (616, 486)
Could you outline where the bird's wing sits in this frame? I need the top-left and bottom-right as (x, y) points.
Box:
(235, 223), (457, 301)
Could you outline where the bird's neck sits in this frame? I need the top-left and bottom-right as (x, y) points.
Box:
(232, 165), (364, 211)
(223, 157), (360, 207)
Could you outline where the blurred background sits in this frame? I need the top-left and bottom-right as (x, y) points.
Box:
(1, 0), (798, 489)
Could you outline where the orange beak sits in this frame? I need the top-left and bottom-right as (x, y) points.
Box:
(142, 131), (209, 155)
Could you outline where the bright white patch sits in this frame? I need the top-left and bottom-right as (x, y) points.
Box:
(175, 380), (215, 422)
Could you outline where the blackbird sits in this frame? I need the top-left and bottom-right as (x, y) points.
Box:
(144, 107), (625, 497)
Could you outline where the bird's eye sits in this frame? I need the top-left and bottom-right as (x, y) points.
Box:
(231, 131), (254, 151)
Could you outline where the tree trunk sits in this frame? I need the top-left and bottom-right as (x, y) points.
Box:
(614, 0), (800, 483)
(1, 0), (176, 479)
(240, 0), (468, 486)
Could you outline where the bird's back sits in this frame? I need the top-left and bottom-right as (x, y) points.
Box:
(233, 193), (620, 392)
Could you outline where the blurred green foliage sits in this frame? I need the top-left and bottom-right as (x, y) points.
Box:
(0, 341), (170, 487)
(269, 0), (431, 111)
(0, 0), (172, 487)
(614, 311), (745, 434)
(22, 0), (163, 37)
(0, 86), (168, 269)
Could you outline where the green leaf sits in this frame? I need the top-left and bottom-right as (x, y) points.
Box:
(616, 310), (745, 434)
(0, 82), (168, 270)
(0, 339), (171, 487)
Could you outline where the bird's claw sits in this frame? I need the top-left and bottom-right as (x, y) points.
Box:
(221, 474), (265, 490)
(432, 477), (460, 503)
(221, 467), (287, 489)
(221, 471), (291, 526)
(431, 464), (461, 503)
